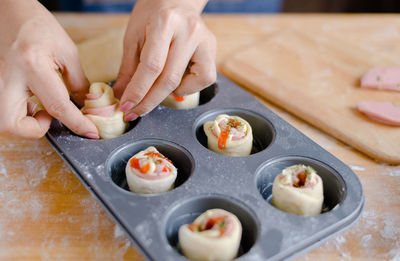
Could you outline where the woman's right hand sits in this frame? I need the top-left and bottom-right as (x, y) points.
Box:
(0, 0), (99, 139)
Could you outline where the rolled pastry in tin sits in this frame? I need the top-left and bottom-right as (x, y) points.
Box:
(203, 114), (253, 156)
(179, 208), (242, 261)
(272, 164), (324, 216)
(161, 92), (200, 109)
(125, 146), (177, 194)
(81, 82), (128, 139)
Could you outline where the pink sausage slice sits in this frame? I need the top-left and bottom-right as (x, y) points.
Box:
(85, 93), (103, 100)
(27, 102), (38, 117)
(361, 67), (400, 92)
(357, 101), (400, 126)
(83, 103), (117, 117)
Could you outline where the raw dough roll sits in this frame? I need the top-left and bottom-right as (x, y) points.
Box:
(271, 164), (324, 216)
(203, 114), (253, 156)
(179, 208), (242, 261)
(161, 92), (200, 109)
(81, 82), (128, 139)
(125, 146), (177, 194)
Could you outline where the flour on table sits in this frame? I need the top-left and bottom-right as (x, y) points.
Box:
(114, 224), (125, 239)
(388, 169), (400, 177)
(0, 157), (7, 178)
(381, 218), (400, 240)
(349, 165), (365, 171)
(360, 234), (372, 248)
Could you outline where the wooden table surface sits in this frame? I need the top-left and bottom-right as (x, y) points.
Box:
(0, 13), (399, 260)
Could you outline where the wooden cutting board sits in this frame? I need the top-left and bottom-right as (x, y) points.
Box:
(221, 29), (400, 164)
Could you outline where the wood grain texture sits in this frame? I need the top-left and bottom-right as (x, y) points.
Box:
(0, 14), (399, 261)
(222, 18), (400, 164)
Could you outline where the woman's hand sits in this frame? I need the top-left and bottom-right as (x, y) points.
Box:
(113, 0), (217, 122)
(0, 0), (99, 139)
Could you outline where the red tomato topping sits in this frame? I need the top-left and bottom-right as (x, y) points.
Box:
(204, 216), (226, 230)
(141, 164), (150, 174)
(218, 130), (229, 150)
(188, 223), (198, 232)
(217, 119), (242, 150)
(129, 157), (140, 169)
(129, 158), (150, 174)
(172, 93), (185, 102)
(144, 152), (173, 164)
(294, 171), (307, 187)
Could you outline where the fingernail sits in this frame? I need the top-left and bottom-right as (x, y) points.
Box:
(124, 112), (138, 122)
(120, 101), (134, 112)
(85, 133), (99, 139)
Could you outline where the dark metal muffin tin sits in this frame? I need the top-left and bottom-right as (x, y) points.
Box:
(46, 73), (364, 261)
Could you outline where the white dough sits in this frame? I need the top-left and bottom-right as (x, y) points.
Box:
(78, 27), (126, 83)
(203, 114), (253, 156)
(81, 82), (128, 139)
(161, 92), (200, 109)
(179, 208), (242, 261)
(271, 165), (324, 216)
(125, 146), (177, 194)
(84, 112), (126, 139)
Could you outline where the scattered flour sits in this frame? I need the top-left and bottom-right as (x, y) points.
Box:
(114, 224), (125, 239)
(381, 219), (400, 240)
(325, 234), (351, 260)
(360, 234), (372, 248)
(349, 165), (365, 171)
(0, 157), (7, 178)
(335, 235), (346, 244)
(388, 170), (400, 177)
(95, 164), (107, 180)
(387, 248), (400, 261)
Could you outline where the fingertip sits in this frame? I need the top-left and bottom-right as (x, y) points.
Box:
(124, 112), (139, 122)
(80, 115), (99, 136)
(75, 115), (99, 139)
(112, 80), (124, 99)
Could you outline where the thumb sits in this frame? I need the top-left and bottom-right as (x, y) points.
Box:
(29, 64), (99, 139)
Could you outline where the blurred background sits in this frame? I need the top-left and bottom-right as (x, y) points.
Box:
(39, 0), (400, 13)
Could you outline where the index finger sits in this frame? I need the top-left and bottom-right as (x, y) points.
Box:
(119, 23), (174, 112)
(29, 66), (99, 138)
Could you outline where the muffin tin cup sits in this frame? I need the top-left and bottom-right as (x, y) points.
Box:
(163, 194), (260, 259)
(46, 73), (364, 260)
(107, 139), (195, 194)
